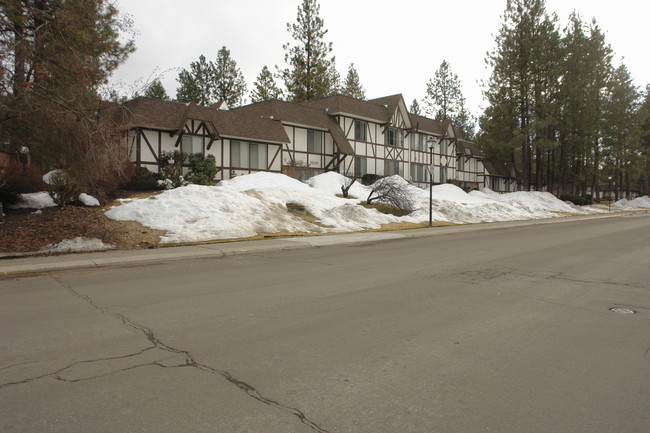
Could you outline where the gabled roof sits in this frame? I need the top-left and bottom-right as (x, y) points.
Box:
(367, 94), (413, 129)
(122, 97), (290, 145)
(408, 114), (449, 136)
(483, 159), (514, 177)
(303, 94), (389, 123)
(452, 125), (483, 158)
(234, 100), (354, 155)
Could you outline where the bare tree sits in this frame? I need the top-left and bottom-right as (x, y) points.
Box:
(340, 174), (355, 198)
(366, 177), (414, 212)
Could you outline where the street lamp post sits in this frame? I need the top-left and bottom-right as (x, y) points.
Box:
(426, 139), (435, 227)
(608, 176), (612, 212)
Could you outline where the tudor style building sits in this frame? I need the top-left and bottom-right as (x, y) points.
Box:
(121, 93), (516, 191)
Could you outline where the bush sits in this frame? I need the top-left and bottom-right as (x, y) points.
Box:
(187, 154), (217, 185)
(126, 166), (159, 191)
(560, 194), (587, 206)
(158, 151), (188, 189)
(0, 165), (47, 207)
(366, 177), (415, 213)
(48, 170), (80, 207)
(361, 173), (382, 186)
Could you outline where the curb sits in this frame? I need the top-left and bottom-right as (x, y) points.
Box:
(0, 212), (639, 277)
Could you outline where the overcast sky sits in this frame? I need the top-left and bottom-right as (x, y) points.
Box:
(110, 0), (649, 117)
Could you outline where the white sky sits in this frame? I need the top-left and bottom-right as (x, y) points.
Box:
(110, 0), (649, 117)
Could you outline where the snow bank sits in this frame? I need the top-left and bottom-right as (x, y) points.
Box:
(613, 196), (650, 209)
(11, 192), (57, 209)
(104, 172), (650, 245)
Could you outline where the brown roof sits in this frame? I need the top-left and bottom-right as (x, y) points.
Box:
(234, 100), (354, 155)
(456, 139), (484, 158)
(483, 159), (513, 177)
(303, 94), (389, 123)
(367, 94), (412, 129)
(408, 113), (449, 136)
(122, 97), (290, 144)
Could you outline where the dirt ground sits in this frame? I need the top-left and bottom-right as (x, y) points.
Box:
(0, 201), (165, 255)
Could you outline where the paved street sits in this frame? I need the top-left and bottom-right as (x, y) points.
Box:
(1, 214), (649, 432)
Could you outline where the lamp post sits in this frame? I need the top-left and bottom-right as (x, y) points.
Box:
(426, 139), (435, 227)
(608, 176), (612, 212)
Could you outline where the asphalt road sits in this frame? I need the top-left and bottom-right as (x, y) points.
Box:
(1, 215), (649, 433)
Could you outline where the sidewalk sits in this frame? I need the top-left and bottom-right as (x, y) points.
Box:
(0, 213), (626, 276)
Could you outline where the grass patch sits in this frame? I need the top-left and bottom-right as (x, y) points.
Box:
(362, 202), (411, 217)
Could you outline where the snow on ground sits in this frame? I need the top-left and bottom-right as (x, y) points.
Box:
(612, 196), (650, 210)
(103, 172), (650, 244)
(10, 192), (57, 209)
(40, 237), (114, 253)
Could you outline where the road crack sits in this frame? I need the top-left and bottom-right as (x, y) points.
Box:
(47, 275), (330, 433)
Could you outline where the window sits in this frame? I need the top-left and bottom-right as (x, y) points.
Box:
(354, 120), (367, 141)
(440, 166), (448, 183)
(387, 128), (403, 147)
(440, 139), (448, 155)
(384, 160), (402, 177)
(307, 129), (323, 153)
(181, 135), (203, 155)
(458, 156), (465, 171)
(410, 163), (427, 182)
(354, 157), (367, 177)
(231, 141), (268, 170)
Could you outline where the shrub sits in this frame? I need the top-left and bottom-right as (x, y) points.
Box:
(0, 165), (48, 207)
(560, 194), (587, 206)
(366, 177), (415, 213)
(158, 151), (188, 189)
(48, 170), (80, 207)
(361, 173), (382, 186)
(187, 154), (217, 185)
(126, 166), (159, 191)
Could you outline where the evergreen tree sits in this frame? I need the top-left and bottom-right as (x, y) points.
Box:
(175, 55), (214, 106)
(481, 0), (561, 191)
(341, 63), (365, 100)
(0, 0), (135, 196)
(641, 85), (650, 195)
(558, 15), (612, 196)
(601, 64), (641, 199)
(409, 99), (421, 115)
(424, 60), (476, 141)
(281, 0), (337, 102)
(144, 78), (169, 100)
(424, 60), (463, 120)
(251, 66), (283, 102)
(212, 46), (247, 107)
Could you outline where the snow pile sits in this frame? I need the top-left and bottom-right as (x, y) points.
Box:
(105, 173), (398, 243)
(612, 196), (650, 209)
(40, 237), (114, 253)
(104, 172), (650, 245)
(79, 193), (100, 207)
(11, 192), (57, 209)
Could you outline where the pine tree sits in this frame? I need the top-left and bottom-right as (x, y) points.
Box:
(640, 85), (650, 195)
(341, 63), (365, 100)
(409, 99), (421, 115)
(481, 0), (561, 191)
(0, 0), (135, 196)
(144, 78), (169, 100)
(251, 66), (283, 102)
(212, 46), (247, 107)
(281, 0), (337, 102)
(424, 60), (464, 120)
(175, 55), (214, 106)
(602, 64), (641, 199)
